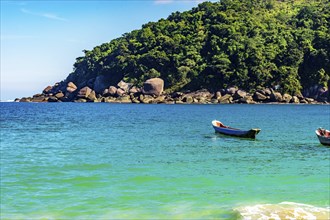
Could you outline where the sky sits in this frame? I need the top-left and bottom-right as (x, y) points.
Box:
(0, 0), (217, 101)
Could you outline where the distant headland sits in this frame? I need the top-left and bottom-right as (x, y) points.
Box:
(16, 0), (329, 104)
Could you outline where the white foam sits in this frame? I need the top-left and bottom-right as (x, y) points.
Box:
(236, 202), (330, 220)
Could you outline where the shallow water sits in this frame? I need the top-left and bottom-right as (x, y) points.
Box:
(1, 103), (329, 219)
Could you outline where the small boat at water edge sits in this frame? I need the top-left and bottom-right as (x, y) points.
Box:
(315, 128), (330, 146)
(212, 120), (261, 139)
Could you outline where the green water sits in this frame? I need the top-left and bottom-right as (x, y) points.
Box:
(1, 103), (329, 219)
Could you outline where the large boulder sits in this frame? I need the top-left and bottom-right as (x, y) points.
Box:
(78, 86), (92, 98)
(142, 78), (164, 96)
(66, 82), (77, 93)
(94, 75), (111, 94)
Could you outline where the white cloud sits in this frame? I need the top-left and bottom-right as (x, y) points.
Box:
(20, 8), (67, 21)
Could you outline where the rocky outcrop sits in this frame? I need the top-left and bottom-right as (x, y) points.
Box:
(17, 76), (329, 104)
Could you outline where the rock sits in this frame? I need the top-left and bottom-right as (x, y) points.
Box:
(294, 91), (304, 100)
(78, 86), (92, 98)
(226, 86), (237, 95)
(219, 94), (233, 103)
(290, 96), (300, 103)
(238, 96), (254, 104)
(87, 78), (95, 89)
(142, 78), (164, 96)
(215, 91), (222, 99)
(109, 86), (117, 96)
(270, 91), (283, 102)
(48, 96), (58, 102)
(316, 89), (329, 102)
(253, 92), (267, 101)
(234, 90), (247, 99)
(305, 98), (315, 103)
(132, 98), (140, 104)
(165, 100), (175, 104)
(19, 97), (31, 102)
(211, 99), (218, 104)
(117, 80), (132, 92)
(66, 82), (77, 93)
(43, 86), (53, 94)
(102, 89), (109, 96)
(55, 92), (65, 99)
(171, 92), (183, 98)
(141, 95), (154, 104)
(182, 96), (193, 104)
(198, 97), (208, 104)
(116, 88), (125, 97)
(129, 86), (140, 94)
(74, 98), (87, 103)
(282, 94), (292, 103)
(93, 75), (110, 94)
(175, 100), (184, 104)
(104, 97), (116, 103)
(154, 95), (166, 103)
(116, 95), (132, 103)
(87, 90), (97, 101)
(31, 96), (47, 102)
(300, 98), (308, 104)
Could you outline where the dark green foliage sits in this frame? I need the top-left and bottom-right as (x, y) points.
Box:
(67, 0), (330, 94)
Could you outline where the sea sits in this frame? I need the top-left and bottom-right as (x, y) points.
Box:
(1, 102), (329, 220)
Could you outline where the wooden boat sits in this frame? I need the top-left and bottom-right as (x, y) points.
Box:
(315, 128), (330, 146)
(212, 120), (261, 139)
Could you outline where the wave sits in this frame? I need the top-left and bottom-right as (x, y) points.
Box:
(235, 202), (330, 220)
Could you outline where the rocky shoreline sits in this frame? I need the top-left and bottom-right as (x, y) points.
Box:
(15, 77), (329, 104)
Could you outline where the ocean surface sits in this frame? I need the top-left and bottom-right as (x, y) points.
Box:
(1, 102), (329, 219)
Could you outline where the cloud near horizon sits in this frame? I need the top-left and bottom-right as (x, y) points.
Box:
(20, 8), (67, 21)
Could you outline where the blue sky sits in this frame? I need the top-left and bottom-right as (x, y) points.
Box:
(1, 0), (216, 101)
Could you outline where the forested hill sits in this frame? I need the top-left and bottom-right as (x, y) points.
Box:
(66, 0), (329, 94)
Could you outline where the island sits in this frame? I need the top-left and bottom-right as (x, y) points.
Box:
(16, 0), (329, 104)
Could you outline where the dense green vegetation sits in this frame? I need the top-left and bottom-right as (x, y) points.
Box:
(67, 0), (330, 94)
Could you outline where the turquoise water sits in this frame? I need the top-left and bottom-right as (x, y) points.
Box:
(1, 103), (329, 219)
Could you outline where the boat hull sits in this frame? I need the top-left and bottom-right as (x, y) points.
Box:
(315, 129), (330, 146)
(212, 120), (260, 139)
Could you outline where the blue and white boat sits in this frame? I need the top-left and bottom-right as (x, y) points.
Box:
(212, 120), (261, 139)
